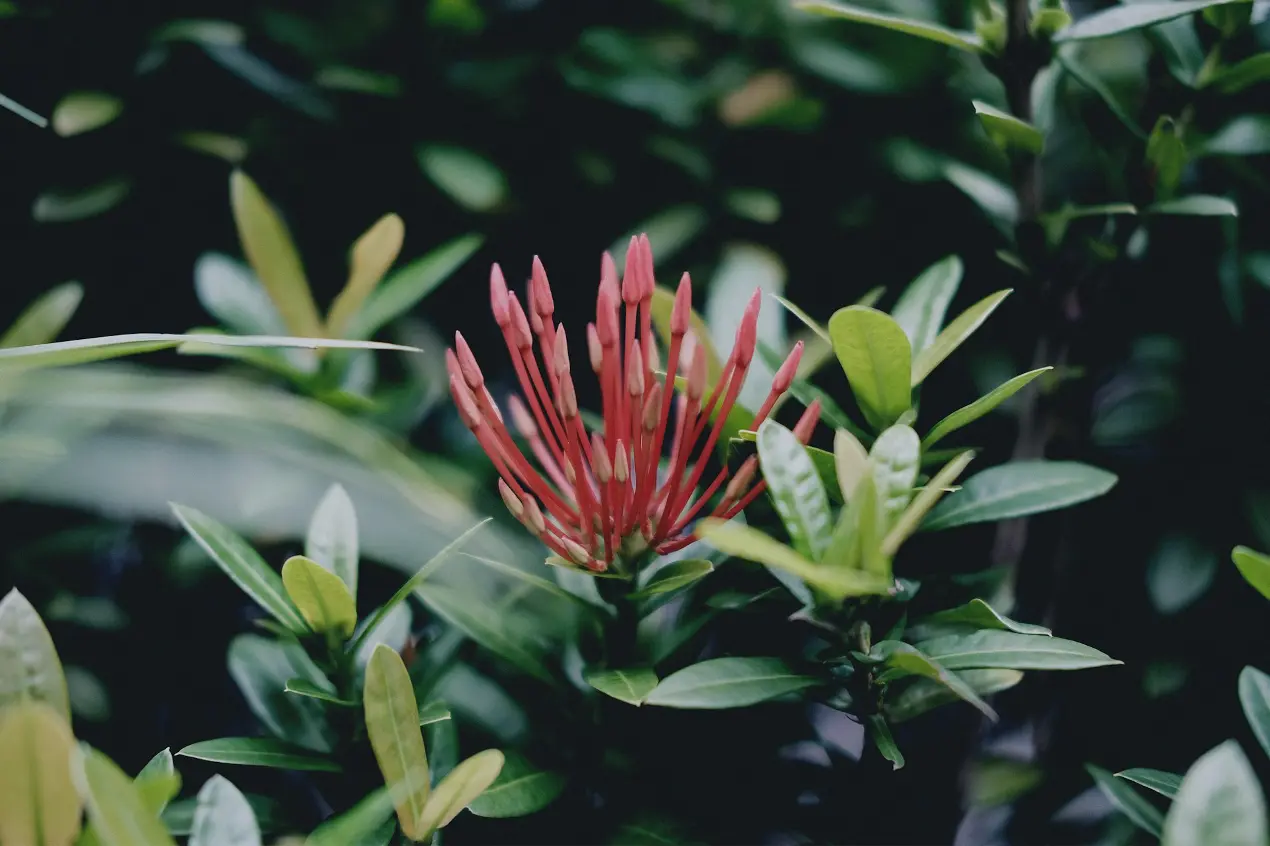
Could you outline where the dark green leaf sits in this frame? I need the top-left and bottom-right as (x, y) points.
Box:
(795, 0), (985, 51)
(866, 715), (905, 770)
(645, 657), (819, 709)
(418, 700), (453, 727)
(417, 582), (553, 681)
(227, 635), (334, 751)
(916, 630), (1120, 670)
(631, 560), (714, 600)
(873, 641), (998, 719)
(1117, 768), (1183, 799)
(1055, 0), (1251, 42)
(284, 679), (356, 707)
(972, 101), (1043, 153)
(1239, 666), (1270, 760)
(886, 669), (1023, 723)
(306, 788), (396, 846)
(1208, 54), (1270, 93)
(915, 598), (1051, 636)
(1089, 765), (1164, 837)
(467, 751), (566, 818)
(177, 738), (340, 772)
(585, 668), (659, 706)
(922, 461), (1117, 531)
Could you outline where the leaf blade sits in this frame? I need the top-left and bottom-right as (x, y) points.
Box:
(827, 305), (913, 430)
(176, 738), (341, 772)
(364, 644), (431, 840)
(0, 589), (70, 720)
(757, 419), (834, 560)
(922, 461), (1117, 531)
(305, 483), (360, 601)
(922, 368), (1051, 448)
(645, 657), (819, 709)
(281, 555), (358, 637)
(911, 289), (1011, 385)
(585, 668), (660, 706)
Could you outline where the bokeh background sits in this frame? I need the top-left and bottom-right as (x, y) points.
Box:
(3, 0), (1270, 842)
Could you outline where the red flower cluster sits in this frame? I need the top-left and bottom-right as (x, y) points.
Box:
(448, 235), (820, 572)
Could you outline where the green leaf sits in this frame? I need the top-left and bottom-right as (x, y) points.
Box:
(178, 738), (340, 771)
(1207, 53), (1270, 93)
(1232, 546), (1270, 600)
(306, 788), (396, 846)
(915, 630), (1121, 670)
(1055, 47), (1148, 140)
(912, 289), (1011, 385)
(695, 518), (892, 601)
(189, 775), (261, 846)
(229, 170), (323, 338)
(228, 635), (334, 751)
(327, 213), (405, 337)
(52, 91), (122, 137)
(889, 255), (962, 359)
(349, 518), (491, 656)
(305, 483), (360, 601)
(364, 644), (431, 840)
(1147, 195), (1239, 216)
(649, 285), (725, 388)
(416, 749), (505, 836)
(866, 715), (905, 770)
(135, 749), (180, 815)
(1, 282), (83, 348)
(827, 306), (913, 430)
(281, 555), (358, 637)
(972, 101), (1043, 153)
(644, 657), (819, 709)
(885, 669), (1023, 723)
(1089, 764), (1164, 838)
(284, 678), (356, 707)
(609, 206), (707, 269)
(467, 751), (565, 819)
(923, 461), (1117, 531)
(0, 588), (70, 720)
(795, 0), (985, 52)
(418, 701), (452, 727)
(631, 560), (714, 600)
(771, 294), (829, 343)
(1117, 768), (1183, 799)
(915, 598), (1052, 636)
(418, 145), (507, 212)
(873, 641), (998, 720)
(75, 744), (175, 846)
(347, 233), (484, 340)
(33, 177), (132, 223)
(170, 504), (307, 633)
(881, 450), (976, 555)
(1202, 116), (1270, 157)
(1162, 741), (1268, 846)
(1055, 0), (1251, 41)
(869, 424), (921, 525)
(193, 254), (288, 337)
(923, 368), (1050, 448)
(757, 419), (834, 560)
(585, 667), (660, 706)
(834, 428), (870, 501)
(1239, 666), (1270, 760)
(417, 582), (552, 681)
(0, 702), (82, 846)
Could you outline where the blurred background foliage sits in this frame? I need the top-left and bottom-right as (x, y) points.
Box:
(3, 0), (1270, 842)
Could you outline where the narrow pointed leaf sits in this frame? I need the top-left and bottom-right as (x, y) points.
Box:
(1208, 53), (1270, 94)
(1117, 768), (1183, 799)
(915, 630), (1120, 670)
(827, 305), (912, 429)
(772, 294), (829, 342)
(418, 701), (452, 726)
(1239, 666), (1270, 760)
(467, 751), (566, 818)
(886, 669), (1023, 723)
(348, 233), (484, 339)
(1232, 546), (1270, 600)
(922, 461), (1117, 531)
(973, 101), (1043, 153)
(0, 702), (82, 846)
(305, 483), (359, 601)
(1162, 741), (1267, 846)
(169, 504), (307, 632)
(284, 678), (356, 707)
(873, 641), (998, 720)
(696, 518), (891, 600)
(306, 788), (396, 846)
(229, 171), (322, 338)
(76, 744), (176, 846)
(328, 213), (405, 337)
(649, 286), (724, 387)
(177, 738), (341, 772)
(923, 368), (1051, 447)
(281, 555), (357, 637)
(1147, 195), (1239, 216)
(416, 750), (505, 836)
(795, 0), (985, 51)
(757, 419), (834, 560)
(1089, 765), (1164, 837)
(135, 749), (180, 814)
(631, 561), (714, 600)
(0, 588), (70, 720)
(350, 518), (491, 655)
(833, 428), (870, 502)
(52, 92), (122, 137)
(912, 289), (1011, 385)
(228, 635), (334, 751)
(866, 715), (905, 770)
(890, 255), (962, 358)
(915, 598), (1052, 636)
(189, 775), (261, 846)
(585, 667), (659, 706)
(364, 644), (430, 839)
(1055, 0), (1252, 42)
(418, 582), (552, 681)
(1, 282), (83, 348)
(645, 657), (820, 709)
(194, 254), (287, 337)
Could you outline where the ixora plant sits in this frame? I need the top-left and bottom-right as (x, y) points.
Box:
(1087, 544), (1270, 845)
(450, 235), (1122, 766)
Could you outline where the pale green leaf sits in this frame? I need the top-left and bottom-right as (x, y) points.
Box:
(75, 744), (175, 846)
(869, 424), (920, 525)
(757, 419), (834, 560)
(1239, 666), (1270, 760)
(305, 483), (359, 602)
(972, 101), (1043, 153)
(923, 368), (1051, 448)
(1162, 741), (1267, 846)
(1, 283), (83, 348)
(881, 450), (975, 555)
(1232, 546), (1270, 600)
(645, 657), (820, 709)
(52, 92), (122, 137)
(923, 461), (1117, 531)
(795, 0), (985, 51)
(1147, 195), (1239, 216)
(585, 667), (659, 706)
(418, 145), (507, 212)
(912, 289), (1011, 385)
(1089, 764), (1164, 838)
(1056, 0), (1252, 42)
(827, 305), (912, 429)
(0, 588), (70, 720)
(416, 749), (505, 836)
(364, 644), (431, 840)
(889, 255), (962, 358)
(189, 775), (261, 846)
(1118, 768), (1183, 799)
(834, 428), (870, 501)
(416, 582), (553, 682)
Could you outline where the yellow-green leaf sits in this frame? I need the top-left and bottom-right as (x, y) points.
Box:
(1, 282), (83, 348)
(52, 92), (122, 137)
(827, 305), (912, 430)
(75, 744), (176, 846)
(912, 290), (1011, 385)
(0, 588), (70, 720)
(972, 101), (1043, 153)
(834, 428), (870, 502)
(364, 644), (431, 840)
(922, 368), (1051, 448)
(327, 213), (405, 337)
(229, 170), (324, 338)
(416, 750), (505, 838)
(0, 702), (82, 846)
(281, 555), (358, 638)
